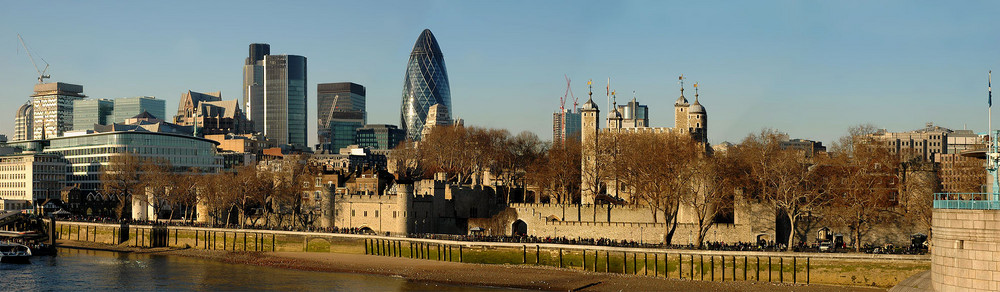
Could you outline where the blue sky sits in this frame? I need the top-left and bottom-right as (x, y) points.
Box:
(1, 1), (997, 147)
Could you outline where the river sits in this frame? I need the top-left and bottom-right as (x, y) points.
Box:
(2, 248), (509, 291)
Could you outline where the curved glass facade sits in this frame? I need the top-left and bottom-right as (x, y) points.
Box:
(400, 29), (451, 140)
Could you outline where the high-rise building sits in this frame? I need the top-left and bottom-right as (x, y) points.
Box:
(616, 97), (649, 128)
(317, 82), (366, 151)
(355, 124), (406, 150)
(421, 103), (452, 138)
(243, 43), (269, 133)
(553, 108), (581, 144)
(72, 98), (113, 131)
(32, 82), (86, 139)
(112, 96), (165, 124)
(14, 101), (33, 141)
(264, 54), (308, 148)
(400, 29), (451, 141)
(322, 111), (364, 153)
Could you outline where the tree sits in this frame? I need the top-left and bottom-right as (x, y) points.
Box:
(100, 153), (146, 220)
(139, 158), (173, 222)
(827, 125), (900, 251)
(732, 129), (828, 250)
(684, 152), (737, 249)
(526, 138), (580, 204)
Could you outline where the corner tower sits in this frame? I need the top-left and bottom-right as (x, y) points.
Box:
(400, 29), (452, 141)
(674, 75), (690, 133)
(688, 82), (708, 145)
(580, 80), (600, 204)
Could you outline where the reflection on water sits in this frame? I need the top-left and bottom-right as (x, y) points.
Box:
(1, 248), (506, 291)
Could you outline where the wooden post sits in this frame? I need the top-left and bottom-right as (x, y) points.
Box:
(632, 253), (637, 274)
(711, 255), (715, 281)
(807, 257), (810, 284)
(459, 245), (463, 262)
(535, 245), (540, 265)
(793, 257), (797, 284)
(744, 256), (748, 281)
(623, 252), (627, 274)
(272, 234), (275, 252)
(654, 253), (658, 277)
(780, 257), (784, 283)
(721, 255), (724, 281)
(522, 246), (527, 264)
(243, 233), (247, 251)
(559, 248), (563, 268)
(582, 250), (587, 270)
(756, 256), (760, 281)
(768, 256), (772, 282)
(606, 251), (610, 273)
(644, 253), (648, 275)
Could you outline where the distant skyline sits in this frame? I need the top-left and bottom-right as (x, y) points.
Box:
(2, 1), (998, 147)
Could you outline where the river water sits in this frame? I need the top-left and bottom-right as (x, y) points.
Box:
(2, 248), (507, 291)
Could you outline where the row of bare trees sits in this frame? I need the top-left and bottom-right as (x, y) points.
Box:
(99, 154), (319, 229)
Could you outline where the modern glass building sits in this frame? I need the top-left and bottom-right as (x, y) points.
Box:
(112, 96), (165, 123)
(263, 54), (308, 148)
(6, 131), (223, 192)
(400, 29), (451, 141)
(73, 98), (114, 131)
(318, 82), (366, 151)
(322, 111), (365, 153)
(356, 124), (406, 150)
(243, 43), (269, 133)
(14, 101), (32, 141)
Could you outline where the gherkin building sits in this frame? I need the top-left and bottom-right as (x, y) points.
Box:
(400, 29), (451, 141)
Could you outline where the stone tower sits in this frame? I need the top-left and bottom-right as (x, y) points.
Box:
(688, 83), (708, 145)
(673, 76), (690, 133)
(607, 101), (623, 129)
(580, 82), (600, 204)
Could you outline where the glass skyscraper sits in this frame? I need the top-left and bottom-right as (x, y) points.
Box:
(317, 82), (365, 152)
(73, 98), (113, 131)
(400, 29), (451, 141)
(243, 43), (269, 133)
(112, 96), (165, 123)
(263, 54), (307, 148)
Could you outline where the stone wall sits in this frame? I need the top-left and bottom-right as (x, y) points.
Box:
(931, 208), (1000, 291)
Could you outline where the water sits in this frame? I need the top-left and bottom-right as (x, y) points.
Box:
(2, 248), (506, 291)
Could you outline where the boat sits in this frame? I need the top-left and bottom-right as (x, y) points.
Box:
(0, 242), (32, 264)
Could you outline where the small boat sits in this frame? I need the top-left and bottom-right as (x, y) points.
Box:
(0, 242), (32, 264)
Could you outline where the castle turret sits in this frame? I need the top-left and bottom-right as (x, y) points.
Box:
(580, 80), (600, 204)
(688, 82), (708, 145)
(674, 75), (690, 133)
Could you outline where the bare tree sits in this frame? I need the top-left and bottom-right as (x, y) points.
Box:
(685, 152), (737, 249)
(732, 129), (828, 250)
(100, 153), (146, 220)
(826, 125), (900, 251)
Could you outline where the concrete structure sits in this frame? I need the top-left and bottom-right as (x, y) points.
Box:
(319, 111), (364, 153)
(872, 123), (954, 162)
(13, 101), (33, 141)
(780, 139), (827, 158)
(204, 133), (275, 155)
(111, 96), (165, 124)
(400, 29), (452, 141)
(420, 103), (451, 138)
(72, 98), (113, 131)
(318, 82), (366, 152)
(0, 153), (68, 212)
(355, 124), (406, 150)
(552, 108), (581, 144)
(31, 82), (86, 139)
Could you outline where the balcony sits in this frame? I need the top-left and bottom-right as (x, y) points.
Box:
(933, 193), (1000, 210)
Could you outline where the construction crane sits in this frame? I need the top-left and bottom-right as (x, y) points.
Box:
(560, 75), (578, 112)
(17, 34), (51, 84)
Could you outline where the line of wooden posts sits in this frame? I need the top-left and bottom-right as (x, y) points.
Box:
(55, 223), (277, 252)
(364, 238), (811, 285)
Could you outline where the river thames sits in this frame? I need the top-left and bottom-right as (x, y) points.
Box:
(2, 248), (507, 291)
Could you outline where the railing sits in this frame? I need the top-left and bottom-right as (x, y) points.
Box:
(933, 193), (1000, 210)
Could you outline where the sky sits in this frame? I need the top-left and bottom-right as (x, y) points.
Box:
(1, 1), (998, 148)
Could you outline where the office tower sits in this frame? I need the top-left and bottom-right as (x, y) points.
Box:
(263, 54), (308, 148)
(400, 29), (451, 141)
(72, 98), (114, 131)
(355, 124), (407, 150)
(553, 108), (581, 144)
(32, 82), (86, 139)
(317, 82), (366, 152)
(322, 111), (364, 153)
(112, 96), (165, 123)
(14, 101), (33, 141)
(244, 43), (269, 133)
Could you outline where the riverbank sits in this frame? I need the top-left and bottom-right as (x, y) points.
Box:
(56, 239), (883, 291)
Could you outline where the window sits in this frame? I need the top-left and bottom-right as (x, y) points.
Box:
(351, 210), (355, 217)
(364, 211), (367, 217)
(375, 210), (379, 217)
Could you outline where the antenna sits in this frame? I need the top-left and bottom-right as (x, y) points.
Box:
(17, 34), (51, 84)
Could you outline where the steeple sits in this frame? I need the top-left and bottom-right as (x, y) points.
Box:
(675, 74), (688, 105)
(581, 79), (598, 110)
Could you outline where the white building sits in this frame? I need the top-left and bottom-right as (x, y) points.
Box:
(0, 153), (68, 211)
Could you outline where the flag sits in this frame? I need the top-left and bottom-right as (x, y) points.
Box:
(990, 70), (993, 107)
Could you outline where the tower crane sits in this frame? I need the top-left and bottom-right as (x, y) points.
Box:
(560, 75), (578, 112)
(17, 34), (51, 84)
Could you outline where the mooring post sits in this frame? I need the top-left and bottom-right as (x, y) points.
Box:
(721, 255), (725, 281)
(623, 252), (627, 274)
(744, 256), (748, 281)
(559, 248), (563, 268)
(807, 257), (810, 284)
(459, 245), (463, 262)
(793, 257), (797, 284)
(243, 232), (246, 251)
(535, 245), (540, 265)
(768, 256), (772, 282)
(272, 234), (275, 252)
(780, 257), (784, 283)
(644, 253), (648, 275)
(711, 255), (715, 281)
